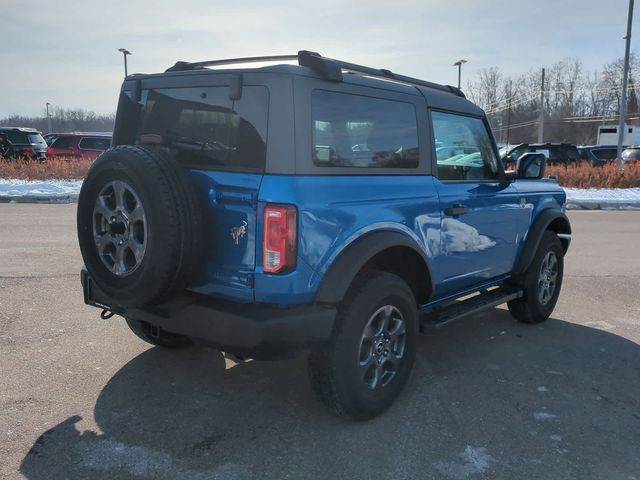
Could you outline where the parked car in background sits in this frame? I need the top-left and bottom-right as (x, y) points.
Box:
(502, 143), (580, 167)
(0, 127), (47, 160)
(577, 145), (620, 167)
(47, 132), (112, 160)
(621, 146), (640, 166)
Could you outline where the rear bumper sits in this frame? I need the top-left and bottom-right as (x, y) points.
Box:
(82, 269), (336, 359)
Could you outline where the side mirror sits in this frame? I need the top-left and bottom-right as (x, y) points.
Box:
(516, 153), (546, 179)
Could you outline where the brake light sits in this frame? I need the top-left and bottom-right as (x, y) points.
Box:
(21, 147), (35, 157)
(263, 205), (297, 274)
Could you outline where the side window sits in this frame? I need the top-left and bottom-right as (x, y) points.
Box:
(593, 148), (617, 160)
(79, 137), (111, 150)
(51, 136), (74, 149)
(431, 111), (500, 181)
(6, 131), (28, 144)
(507, 146), (532, 163)
(136, 86), (268, 172)
(311, 90), (419, 168)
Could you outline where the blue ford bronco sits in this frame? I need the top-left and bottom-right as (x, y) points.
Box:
(78, 51), (571, 420)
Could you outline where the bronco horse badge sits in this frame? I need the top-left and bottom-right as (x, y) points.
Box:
(230, 220), (248, 245)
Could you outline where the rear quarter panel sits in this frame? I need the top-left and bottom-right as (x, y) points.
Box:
(254, 175), (441, 304)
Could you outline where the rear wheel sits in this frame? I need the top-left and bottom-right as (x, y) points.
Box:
(508, 231), (564, 324)
(125, 318), (193, 349)
(308, 271), (418, 420)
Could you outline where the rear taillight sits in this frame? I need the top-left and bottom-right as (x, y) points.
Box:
(21, 147), (35, 157)
(263, 204), (297, 274)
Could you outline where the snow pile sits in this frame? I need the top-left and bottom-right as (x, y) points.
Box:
(0, 179), (82, 202)
(564, 187), (640, 210)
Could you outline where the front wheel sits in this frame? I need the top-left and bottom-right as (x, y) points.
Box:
(308, 271), (418, 420)
(508, 231), (564, 323)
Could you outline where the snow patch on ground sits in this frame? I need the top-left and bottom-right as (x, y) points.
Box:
(534, 412), (559, 421)
(80, 438), (248, 479)
(434, 446), (493, 479)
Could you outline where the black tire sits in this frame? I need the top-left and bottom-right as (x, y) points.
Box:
(125, 318), (193, 349)
(77, 146), (204, 308)
(508, 231), (564, 323)
(308, 271), (418, 420)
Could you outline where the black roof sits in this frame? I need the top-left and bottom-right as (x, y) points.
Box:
(153, 50), (466, 99)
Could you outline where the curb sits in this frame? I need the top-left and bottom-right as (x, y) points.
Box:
(0, 195), (79, 204)
(566, 202), (640, 210)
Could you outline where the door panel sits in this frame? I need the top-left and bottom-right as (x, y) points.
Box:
(429, 110), (530, 296)
(433, 180), (528, 295)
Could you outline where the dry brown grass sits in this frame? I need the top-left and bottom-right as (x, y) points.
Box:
(2, 155), (640, 188)
(546, 162), (640, 188)
(0, 156), (92, 181)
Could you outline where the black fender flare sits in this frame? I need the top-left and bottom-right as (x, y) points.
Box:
(314, 231), (435, 304)
(513, 209), (571, 276)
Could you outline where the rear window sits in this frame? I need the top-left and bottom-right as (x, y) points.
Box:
(134, 86), (268, 172)
(622, 149), (640, 160)
(311, 90), (419, 168)
(51, 136), (75, 149)
(27, 134), (46, 145)
(79, 137), (110, 150)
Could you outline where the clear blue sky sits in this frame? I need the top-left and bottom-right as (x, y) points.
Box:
(1, 0), (637, 117)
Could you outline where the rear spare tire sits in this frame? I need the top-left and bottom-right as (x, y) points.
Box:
(77, 145), (203, 308)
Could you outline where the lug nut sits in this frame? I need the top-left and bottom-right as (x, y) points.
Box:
(384, 350), (389, 356)
(118, 240), (124, 246)
(110, 216), (116, 223)
(385, 338), (390, 343)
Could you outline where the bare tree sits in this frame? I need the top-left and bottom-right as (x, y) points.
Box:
(465, 53), (639, 145)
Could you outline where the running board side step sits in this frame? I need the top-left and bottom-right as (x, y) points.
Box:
(419, 288), (523, 331)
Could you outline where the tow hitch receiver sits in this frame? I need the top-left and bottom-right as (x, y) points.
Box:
(82, 270), (124, 316)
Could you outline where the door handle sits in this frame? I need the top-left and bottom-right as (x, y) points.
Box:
(444, 204), (470, 217)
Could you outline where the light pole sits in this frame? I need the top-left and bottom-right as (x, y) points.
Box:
(617, 0), (634, 166)
(453, 59), (467, 89)
(118, 48), (132, 77)
(45, 102), (52, 134)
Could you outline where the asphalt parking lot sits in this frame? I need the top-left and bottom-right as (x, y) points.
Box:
(1, 204), (639, 480)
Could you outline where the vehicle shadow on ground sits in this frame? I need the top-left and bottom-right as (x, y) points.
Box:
(20, 310), (640, 480)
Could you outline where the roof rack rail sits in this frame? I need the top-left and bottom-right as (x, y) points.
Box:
(165, 50), (465, 98)
(165, 55), (299, 72)
(297, 50), (465, 98)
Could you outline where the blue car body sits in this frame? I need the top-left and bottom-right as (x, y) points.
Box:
(81, 53), (570, 360)
(186, 170), (566, 307)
